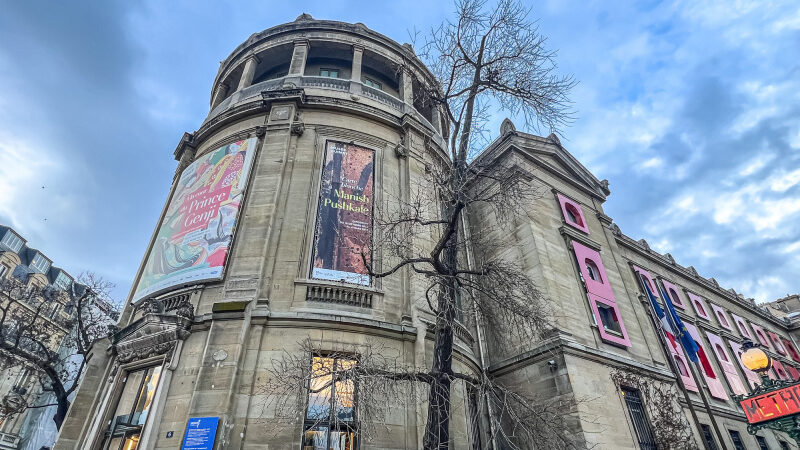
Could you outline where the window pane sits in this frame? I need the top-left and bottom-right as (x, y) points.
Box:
(122, 434), (140, 450)
(113, 370), (146, 425)
(303, 426), (328, 450)
(330, 431), (356, 450)
(132, 366), (162, 425)
(307, 357), (333, 420)
(334, 359), (356, 422)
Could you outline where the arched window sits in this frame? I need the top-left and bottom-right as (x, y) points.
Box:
(585, 259), (602, 282)
(565, 203), (584, 227)
(717, 311), (729, 326)
(695, 301), (707, 316)
(669, 289), (681, 305)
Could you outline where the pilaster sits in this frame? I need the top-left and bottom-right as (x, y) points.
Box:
(236, 54), (261, 91)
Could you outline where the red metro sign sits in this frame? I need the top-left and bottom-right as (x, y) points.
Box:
(741, 384), (800, 424)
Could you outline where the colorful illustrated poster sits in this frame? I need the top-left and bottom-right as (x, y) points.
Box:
(311, 141), (374, 285)
(133, 138), (257, 301)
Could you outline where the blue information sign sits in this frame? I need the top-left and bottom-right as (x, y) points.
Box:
(181, 416), (219, 450)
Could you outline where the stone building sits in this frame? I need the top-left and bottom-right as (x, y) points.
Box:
(53, 15), (800, 450)
(0, 225), (111, 449)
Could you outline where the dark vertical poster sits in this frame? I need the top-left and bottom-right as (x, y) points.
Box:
(311, 141), (374, 285)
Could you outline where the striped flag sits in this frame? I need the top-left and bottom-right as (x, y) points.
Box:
(640, 275), (678, 350)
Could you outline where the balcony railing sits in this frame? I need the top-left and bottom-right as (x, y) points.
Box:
(362, 84), (404, 111)
(300, 76), (351, 91)
(306, 284), (373, 308)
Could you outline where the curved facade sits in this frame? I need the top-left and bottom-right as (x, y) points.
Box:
(54, 15), (800, 450)
(54, 15), (478, 450)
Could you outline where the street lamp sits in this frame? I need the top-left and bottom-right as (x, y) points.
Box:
(741, 340), (772, 378)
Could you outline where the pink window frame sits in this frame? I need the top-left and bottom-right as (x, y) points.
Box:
(588, 293), (631, 347)
(709, 303), (733, 331)
(768, 332), (788, 356)
(687, 292), (711, 320)
(729, 340), (762, 389)
(705, 331), (747, 396)
(786, 364), (800, 381)
(557, 193), (589, 234)
(749, 323), (773, 350)
(782, 338), (800, 363)
(632, 266), (659, 297)
(684, 323), (728, 399)
(572, 242), (630, 347)
(730, 313), (753, 340)
(660, 279), (685, 309)
(772, 359), (791, 380)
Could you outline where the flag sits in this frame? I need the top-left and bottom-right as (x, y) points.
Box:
(640, 275), (678, 350)
(658, 282), (701, 364)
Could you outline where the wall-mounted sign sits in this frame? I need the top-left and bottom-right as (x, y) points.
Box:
(311, 140), (374, 285)
(181, 416), (219, 450)
(740, 384), (800, 424)
(133, 138), (257, 302)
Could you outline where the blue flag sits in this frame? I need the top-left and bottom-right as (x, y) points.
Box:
(658, 282), (700, 363)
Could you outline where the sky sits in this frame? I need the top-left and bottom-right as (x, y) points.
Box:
(0, 0), (798, 303)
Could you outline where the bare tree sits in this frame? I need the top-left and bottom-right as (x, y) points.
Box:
(0, 273), (117, 430)
(260, 1), (577, 448)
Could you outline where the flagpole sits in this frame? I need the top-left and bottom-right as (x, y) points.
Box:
(636, 274), (712, 450)
(654, 278), (729, 450)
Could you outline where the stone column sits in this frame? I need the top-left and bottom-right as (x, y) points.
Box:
(288, 39), (310, 76)
(236, 54), (260, 91)
(210, 83), (229, 110)
(350, 44), (364, 94)
(431, 104), (442, 132)
(400, 68), (414, 113)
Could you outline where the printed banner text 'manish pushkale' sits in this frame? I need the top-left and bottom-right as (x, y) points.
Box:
(133, 138), (257, 301)
(311, 140), (375, 286)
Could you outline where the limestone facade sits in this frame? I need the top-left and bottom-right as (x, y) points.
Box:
(54, 15), (800, 450)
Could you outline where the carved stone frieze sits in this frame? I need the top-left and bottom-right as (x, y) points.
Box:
(112, 311), (193, 365)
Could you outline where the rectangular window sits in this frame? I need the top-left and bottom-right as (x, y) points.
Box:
(363, 77), (382, 90)
(467, 386), (482, 450)
(103, 365), (162, 450)
(701, 424), (718, 450)
(304, 355), (357, 450)
(0, 264), (8, 279)
(54, 271), (72, 291)
(729, 430), (745, 450)
(30, 253), (50, 273)
(1, 231), (23, 252)
(320, 68), (339, 78)
(622, 387), (657, 450)
(597, 302), (623, 336)
(756, 436), (769, 450)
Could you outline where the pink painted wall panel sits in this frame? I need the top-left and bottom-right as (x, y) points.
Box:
(782, 338), (800, 363)
(729, 340), (762, 389)
(749, 323), (773, 350)
(709, 303), (733, 331)
(768, 331), (788, 356)
(668, 339), (699, 392)
(786, 364), (800, 381)
(705, 331), (748, 396)
(661, 279), (686, 309)
(687, 292), (711, 320)
(684, 323), (728, 400)
(730, 313), (753, 340)
(572, 241), (614, 301)
(772, 360), (792, 381)
(557, 193), (590, 234)
(632, 265), (659, 297)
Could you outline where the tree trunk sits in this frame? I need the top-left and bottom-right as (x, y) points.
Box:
(423, 281), (458, 449)
(52, 393), (70, 430)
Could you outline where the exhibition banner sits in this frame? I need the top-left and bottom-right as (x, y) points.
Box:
(311, 141), (374, 285)
(133, 138), (257, 301)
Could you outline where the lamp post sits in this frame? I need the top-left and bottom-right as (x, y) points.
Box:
(735, 340), (800, 443)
